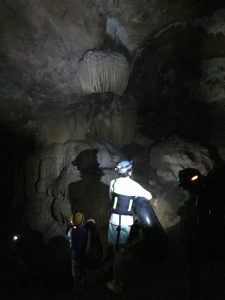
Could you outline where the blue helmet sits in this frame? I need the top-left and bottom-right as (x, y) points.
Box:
(115, 160), (133, 174)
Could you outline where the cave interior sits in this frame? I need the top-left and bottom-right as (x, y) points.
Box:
(1, 1), (225, 299)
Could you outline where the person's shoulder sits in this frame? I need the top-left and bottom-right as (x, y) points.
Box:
(110, 178), (117, 183)
(110, 177), (121, 185)
(75, 225), (87, 234)
(128, 177), (139, 184)
(129, 177), (148, 190)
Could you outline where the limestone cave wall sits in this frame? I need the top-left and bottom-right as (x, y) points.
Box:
(1, 0), (225, 252)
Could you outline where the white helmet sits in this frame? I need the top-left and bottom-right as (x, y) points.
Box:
(115, 160), (133, 174)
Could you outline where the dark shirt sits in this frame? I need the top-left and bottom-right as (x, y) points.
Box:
(68, 225), (88, 261)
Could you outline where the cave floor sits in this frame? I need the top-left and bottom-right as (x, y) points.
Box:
(2, 239), (225, 300)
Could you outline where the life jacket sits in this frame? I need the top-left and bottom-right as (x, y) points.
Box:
(111, 192), (136, 216)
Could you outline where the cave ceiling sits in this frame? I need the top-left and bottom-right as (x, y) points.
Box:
(1, 0), (225, 156)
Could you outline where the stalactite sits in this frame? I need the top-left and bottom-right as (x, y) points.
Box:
(78, 50), (129, 96)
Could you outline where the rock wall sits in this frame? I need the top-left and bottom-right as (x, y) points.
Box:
(1, 0), (225, 254)
(148, 135), (216, 236)
(23, 140), (123, 246)
(132, 8), (225, 147)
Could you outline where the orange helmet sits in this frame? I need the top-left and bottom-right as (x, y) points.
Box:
(70, 211), (84, 226)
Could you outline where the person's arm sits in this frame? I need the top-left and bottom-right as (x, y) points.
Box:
(67, 228), (72, 247)
(66, 224), (72, 235)
(109, 179), (115, 201)
(135, 182), (152, 200)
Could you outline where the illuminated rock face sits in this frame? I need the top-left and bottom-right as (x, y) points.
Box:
(78, 50), (130, 96)
(24, 140), (123, 244)
(1, 1), (225, 256)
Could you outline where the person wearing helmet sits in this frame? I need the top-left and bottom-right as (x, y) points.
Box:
(178, 166), (225, 299)
(178, 168), (211, 243)
(67, 211), (88, 285)
(106, 160), (152, 294)
(178, 167), (225, 252)
(178, 168), (204, 194)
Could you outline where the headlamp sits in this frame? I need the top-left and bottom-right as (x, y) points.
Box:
(190, 175), (199, 182)
(12, 235), (19, 241)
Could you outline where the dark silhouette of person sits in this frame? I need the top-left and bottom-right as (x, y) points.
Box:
(68, 150), (110, 256)
(178, 166), (225, 299)
(178, 166), (225, 263)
